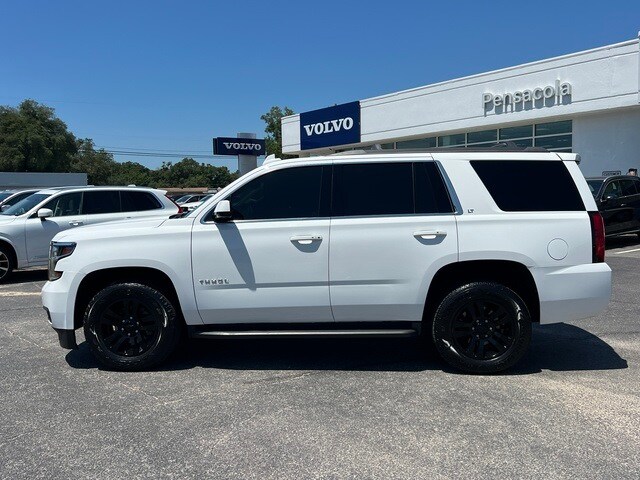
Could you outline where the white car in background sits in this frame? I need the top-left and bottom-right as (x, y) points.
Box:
(175, 194), (208, 205)
(0, 186), (178, 282)
(180, 194), (213, 212)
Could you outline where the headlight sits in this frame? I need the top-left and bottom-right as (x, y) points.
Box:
(48, 242), (76, 281)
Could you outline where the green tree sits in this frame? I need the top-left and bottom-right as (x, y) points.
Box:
(261, 106), (294, 157)
(0, 99), (240, 190)
(70, 139), (118, 185)
(0, 99), (77, 172)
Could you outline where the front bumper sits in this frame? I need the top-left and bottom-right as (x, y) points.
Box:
(54, 327), (78, 349)
(532, 262), (612, 324)
(41, 270), (84, 346)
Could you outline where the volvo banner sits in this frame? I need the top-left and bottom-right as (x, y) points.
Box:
(300, 101), (360, 150)
(213, 137), (266, 156)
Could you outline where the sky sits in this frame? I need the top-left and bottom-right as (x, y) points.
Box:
(1, 0), (639, 171)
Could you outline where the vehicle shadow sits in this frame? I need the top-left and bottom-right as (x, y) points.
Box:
(65, 323), (627, 375)
(4, 269), (48, 284)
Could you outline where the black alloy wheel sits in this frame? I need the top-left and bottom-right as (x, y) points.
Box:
(96, 296), (164, 357)
(84, 283), (181, 371)
(432, 282), (531, 374)
(450, 298), (517, 361)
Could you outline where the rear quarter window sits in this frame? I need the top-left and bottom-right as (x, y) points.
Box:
(471, 160), (585, 211)
(121, 191), (162, 212)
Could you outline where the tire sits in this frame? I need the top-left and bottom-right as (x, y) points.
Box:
(432, 282), (531, 374)
(83, 283), (181, 371)
(0, 245), (14, 284)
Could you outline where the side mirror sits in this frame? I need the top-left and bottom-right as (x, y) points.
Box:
(37, 208), (53, 220)
(603, 194), (616, 202)
(0, 205), (9, 212)
(213, 200), (232, 222)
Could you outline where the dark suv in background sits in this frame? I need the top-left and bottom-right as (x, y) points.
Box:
(587, 175), (640, 237)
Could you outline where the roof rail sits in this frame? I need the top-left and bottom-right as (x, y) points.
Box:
(329, 142), (549, 155)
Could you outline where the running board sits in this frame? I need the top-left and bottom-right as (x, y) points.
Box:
(189, 328), (419, 340)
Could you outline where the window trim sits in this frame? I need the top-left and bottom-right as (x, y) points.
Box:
(200, 160), (458, 224)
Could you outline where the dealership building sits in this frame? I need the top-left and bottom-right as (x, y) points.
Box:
(282, 34), (640, 176)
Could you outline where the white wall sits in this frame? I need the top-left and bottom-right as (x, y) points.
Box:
(0, 172), (88, 189)
(573, 108), (640, 177)
(283, 37), (640, 154)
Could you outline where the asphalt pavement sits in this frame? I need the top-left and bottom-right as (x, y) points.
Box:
(1, 239), (639, 479)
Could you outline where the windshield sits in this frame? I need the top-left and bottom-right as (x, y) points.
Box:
(587, 180), (604, 196)
(0, 193), (50, 216)
(0, 192), (12, 202)
(175, 195), (191, 203)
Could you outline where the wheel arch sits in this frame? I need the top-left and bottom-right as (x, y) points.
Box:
(423, 260), (540, 327)
(74, 266), (184, 329)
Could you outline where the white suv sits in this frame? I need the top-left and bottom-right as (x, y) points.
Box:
(0, 186), (178, 282)
(42, 151), (611, 373)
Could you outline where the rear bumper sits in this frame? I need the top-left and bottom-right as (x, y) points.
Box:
(531, 263), (612, 324)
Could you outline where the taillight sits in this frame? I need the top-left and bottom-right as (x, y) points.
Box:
(589, 211), (605, 263)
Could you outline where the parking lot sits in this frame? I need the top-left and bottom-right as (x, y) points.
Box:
(1, 239), (639, 479)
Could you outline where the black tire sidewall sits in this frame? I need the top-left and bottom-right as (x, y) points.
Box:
(432, 282), (532, 374)
(0, 245), (15, 283)
(83, 283), (180, 371)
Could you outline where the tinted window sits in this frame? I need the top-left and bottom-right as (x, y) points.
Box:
(471, 161), (585, 211)
(83, 191), (121, 215)
(414, 162), (454, 213)
(397, 137), (437, 149)
(121, 191), (161, 212)
(587, 179), (604, 196)
(499, 125), (532, 140)
(227, 166), (324, 220)
(603, 181), (621, 199)
(333, 163), (414, 216)
(44, 193), (83, 217)
(619, 179), (638, 197)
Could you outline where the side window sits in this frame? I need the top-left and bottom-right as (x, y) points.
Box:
(414, 162), (454, 213)
(83, 191), (121, 215)
(226, 166), (324, 220)
(603, 181), (620, 199)
(471, 160), (585, 211)
(43, 193), (82, 217)
(619, 179), (638, 197)
(333, 162), (414, 216)
(121, 191), (162, 212)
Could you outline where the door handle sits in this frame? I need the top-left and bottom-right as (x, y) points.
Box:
(290, 235), (323, 245)
(413, 230), (447, 240)
(69, 221), (83, 226)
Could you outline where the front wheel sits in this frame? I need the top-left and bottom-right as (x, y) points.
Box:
(432, 282), (532, 374)
(83, 283), (181, 371)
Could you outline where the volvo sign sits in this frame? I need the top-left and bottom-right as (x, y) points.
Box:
(300, 101), (360, 150)
(213, 137), (266, 156)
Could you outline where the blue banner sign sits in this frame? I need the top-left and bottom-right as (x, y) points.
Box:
(300, 101), (360, 150)
(213, 137), (265, 156)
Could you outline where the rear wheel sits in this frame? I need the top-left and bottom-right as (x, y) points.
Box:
(0, 246), (14, 283)
(83, 283), (181, 371)
(432, 282), (531, 374)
